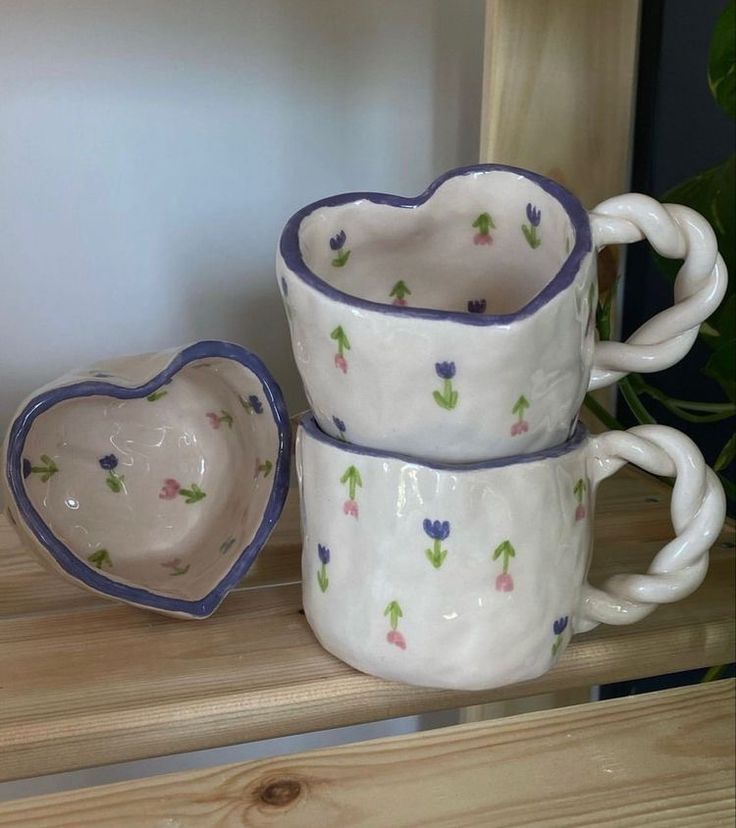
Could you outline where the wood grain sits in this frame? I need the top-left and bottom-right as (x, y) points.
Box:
(0, 680), (732, 827)
(480, 0), (641, 207)
(0, 470), (733, 782)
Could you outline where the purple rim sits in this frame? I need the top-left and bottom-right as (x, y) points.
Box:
(5, 341), (291, 618)
(279, 163), (592, 325)
(299, 413), (587, 471)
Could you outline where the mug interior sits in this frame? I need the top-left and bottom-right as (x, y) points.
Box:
(295, 166), (587, 316)
(15, 357), (281, 603)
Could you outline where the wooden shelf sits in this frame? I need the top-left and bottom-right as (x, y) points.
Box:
(1, 468), (734, 782)
(1, 679), (732, 827)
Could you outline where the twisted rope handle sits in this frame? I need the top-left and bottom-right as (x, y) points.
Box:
(574, 424), (726, 633)
(588, 195), (728, 390)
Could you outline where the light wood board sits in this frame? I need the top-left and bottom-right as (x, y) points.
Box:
(480, 0), (641, 207)
(1, 469), (734, 782)
(0, 680), (732, 827)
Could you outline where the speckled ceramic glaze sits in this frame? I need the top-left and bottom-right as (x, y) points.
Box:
(2, 341), (290, 618)
(278, 164), (727, 462)
(297, 415), (724, 690)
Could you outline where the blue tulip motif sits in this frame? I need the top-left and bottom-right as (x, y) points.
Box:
(332, 416), (347, 441)
(522, 203), (542, 249)
(423, 518), (450, 568)
(551, 615), (569, 656)
(329, 230), (351, 267)
(317, 543), (330, 592)
(467, 299), (487, 313)
(99, 454), (125, 493)
(433, 362), (458, 410)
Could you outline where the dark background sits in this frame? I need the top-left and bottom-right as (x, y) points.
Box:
(621, 0), (734, 488)
(606, 0), (735, 698)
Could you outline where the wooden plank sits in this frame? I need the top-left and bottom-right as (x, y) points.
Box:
(0, 469), (733, 781)
(480, 0), (641, 207)
(0, 680), (732, 827)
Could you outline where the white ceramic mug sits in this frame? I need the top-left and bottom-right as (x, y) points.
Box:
(297, 414), (725, 690)
(278, 164), (727, 461)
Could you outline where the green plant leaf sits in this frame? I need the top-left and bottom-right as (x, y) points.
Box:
(715, 433), (736, 471)
(704, 337), (736, 401)
(708, 0), (736, 119)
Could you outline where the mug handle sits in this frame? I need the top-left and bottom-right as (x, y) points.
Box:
(588, 195), (728, 391)
(574, 424), (726, 633)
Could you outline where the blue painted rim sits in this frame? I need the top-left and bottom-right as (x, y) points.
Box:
(299, 413), (587, 471)
(5, 341), (291, 618)
(279, 163), (592, 325)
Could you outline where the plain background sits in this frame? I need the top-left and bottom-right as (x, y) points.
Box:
(0, 0), (484, 446)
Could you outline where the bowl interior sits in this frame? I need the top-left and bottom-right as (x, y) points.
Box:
(20, 357), (281, 603)
(298, 169), (581, 315)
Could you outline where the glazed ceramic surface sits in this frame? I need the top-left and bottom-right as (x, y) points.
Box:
(297, 415), (725, 690)
(2, 341), (290, 618)
(278, 164), (727, 462)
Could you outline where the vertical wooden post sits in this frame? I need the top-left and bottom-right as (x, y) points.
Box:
(480, 0), (641, 207)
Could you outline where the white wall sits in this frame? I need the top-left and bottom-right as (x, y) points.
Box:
(0, 0), (484, 441)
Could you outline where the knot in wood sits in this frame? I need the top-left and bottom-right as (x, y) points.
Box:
(259, 778), (302, 807)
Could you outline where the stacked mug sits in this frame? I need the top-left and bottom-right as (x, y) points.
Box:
(277, 164), (727, 691)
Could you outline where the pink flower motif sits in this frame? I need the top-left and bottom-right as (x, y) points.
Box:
(511, 420), (530, 436)
(206, 412), (221, 429)
(387, 630), (406, 650)
(159, 478), (181, 499)
(473, 233), (493, 245)
(392, 297), (408, 307)
(343, 499), (359, 518)
(575, 503), (586, 521)
(495, 572), (514, 592)
(334, 354), (348, 373)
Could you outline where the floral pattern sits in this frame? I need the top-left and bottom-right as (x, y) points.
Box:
(423, 518), (450, 569)
(390, 280), (411, 306)
(146, 390), (168, 402)
(574, 478), (587, 521)
(472, 212), (495, 245)
(100, 454), (125, 493)
(340, 465), (362, 518)
(220, 537), (236, 554)
(330, 230), (351, 267)
(433, 361), (458, 410)
(240, 394), (264, 415)
(493, 540), (516, 592)
(206, 410), (233, 429)
(88, 549), (112, 569)
(330, 325), (351, 373)
(467, 299), (487, 313)
(317, 543), (330, 592)
(254, 458), (273, 478)
(161, 557), (190, 576)
(159, 479), (206, 503)
(23, 455), (58, 482)
(511, 395), (530, 436)
(522, 203), (542, 249)
(384, 600), (406, 649)
(552, 616), (569, 656)
(332, 416), (347, 442)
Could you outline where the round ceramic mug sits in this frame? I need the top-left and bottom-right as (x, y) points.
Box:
(297, 414), (725, 691)
(278, 164), (727, 462)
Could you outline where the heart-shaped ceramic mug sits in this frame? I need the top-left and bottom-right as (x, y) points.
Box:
(1, 341), (290, 618)
(278, 164), (727, 462)
(297, 414), (725, 690)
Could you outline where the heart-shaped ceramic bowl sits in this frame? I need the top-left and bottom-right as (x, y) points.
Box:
(1, 341), (290, 618)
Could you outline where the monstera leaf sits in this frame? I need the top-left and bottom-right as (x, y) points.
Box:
(709, 0), (735, 118)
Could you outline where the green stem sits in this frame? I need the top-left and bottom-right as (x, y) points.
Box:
(702, 664), (727, 682)
(618, 376), (657, 425)
(632, 375), (736, 422)
(583, 393), (625, 431)
(444, 378), (452, 399)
